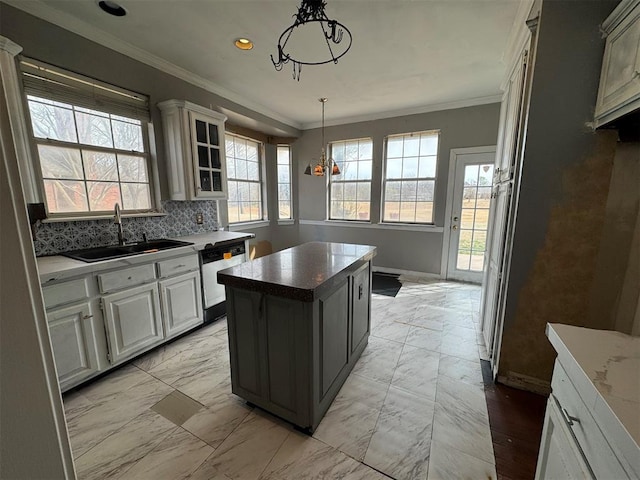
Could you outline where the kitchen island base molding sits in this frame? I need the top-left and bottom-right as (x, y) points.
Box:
(221, 242), (376, 432)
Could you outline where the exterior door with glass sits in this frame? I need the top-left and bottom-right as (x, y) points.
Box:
(446, 150), (496, 283)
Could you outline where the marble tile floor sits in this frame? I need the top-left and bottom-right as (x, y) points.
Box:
(63, 278), (495, 480)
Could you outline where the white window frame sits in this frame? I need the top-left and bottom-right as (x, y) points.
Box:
(328, 137), (373, 222)
(21, 58), (159, 219)
(225, 132), (266, 225)
(382, 130), (440, 225)
(276, 144), (293, 221)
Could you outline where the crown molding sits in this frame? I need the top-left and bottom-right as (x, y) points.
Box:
(3, 0), (302, 130)
(302, 94), (503, 129)
(501, 0), (536, 85)
(0, 35), (23, 56)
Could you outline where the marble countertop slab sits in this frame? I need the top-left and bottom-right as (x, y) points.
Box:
(218, 242), (377, 302)
(36, 230), (254, 283)
(546, 323), (640, 477)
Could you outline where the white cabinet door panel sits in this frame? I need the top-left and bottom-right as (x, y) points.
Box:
(535, 397), (593, 480)
(47, 301), (100, 389)
(596, 2), (640, 124)
(103, 283), (163, 364)
(160, 271), (203, 338)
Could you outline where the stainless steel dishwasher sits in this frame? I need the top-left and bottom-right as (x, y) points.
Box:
(200, 241), (246, 323)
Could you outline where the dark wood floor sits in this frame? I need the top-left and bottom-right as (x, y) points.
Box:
(483, 373), (548, 480)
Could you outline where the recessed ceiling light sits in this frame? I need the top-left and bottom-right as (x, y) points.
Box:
(234, 38), (254, 51)
(98, 0), (127, 17)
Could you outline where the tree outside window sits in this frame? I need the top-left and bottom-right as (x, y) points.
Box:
(27, 96), (151, 215)
(329, 138), (373, 221)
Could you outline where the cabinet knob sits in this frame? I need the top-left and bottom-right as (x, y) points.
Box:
(633, 70), (640, 79)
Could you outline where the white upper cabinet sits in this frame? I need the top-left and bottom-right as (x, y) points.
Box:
(595, 0), (640, 127)
(158, 100), (228, 200)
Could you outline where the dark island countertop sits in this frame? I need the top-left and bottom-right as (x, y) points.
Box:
(217, 242), (377, 301)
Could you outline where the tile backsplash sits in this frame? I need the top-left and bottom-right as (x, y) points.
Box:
(34, 201), (218, 256)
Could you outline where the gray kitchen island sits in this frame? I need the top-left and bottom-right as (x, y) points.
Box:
(217, 241), (376, 432)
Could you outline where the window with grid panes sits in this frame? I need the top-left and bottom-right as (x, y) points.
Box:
(382, 131), (439, 223)
(329, 138), (373, 221)
(276, 145), (292, 219)
(22, 59), (153, 216)
(226, 133), (264, 223)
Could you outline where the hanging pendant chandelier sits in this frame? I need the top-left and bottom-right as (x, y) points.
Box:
(305, 98), (341, 177)
(271, 0), (352, 81)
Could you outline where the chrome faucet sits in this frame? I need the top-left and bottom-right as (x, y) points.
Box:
(114, 203), (126, 246)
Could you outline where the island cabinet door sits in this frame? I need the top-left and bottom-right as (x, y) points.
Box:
(319, 280), (350, 398)
(351, 263), (371, 355)
(263, 296), (308, 415)
(226, 288), (264, 397)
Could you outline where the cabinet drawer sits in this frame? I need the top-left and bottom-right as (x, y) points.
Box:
(98, 264), (156, 293)
(551, 360), (629, 479)
(157, 254), (199, 278)
(42, 277), (90, 309)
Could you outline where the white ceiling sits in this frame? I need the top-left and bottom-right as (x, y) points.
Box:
(6, 0), (522, 130)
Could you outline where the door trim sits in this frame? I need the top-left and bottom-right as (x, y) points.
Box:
(441, 145), (497, 279)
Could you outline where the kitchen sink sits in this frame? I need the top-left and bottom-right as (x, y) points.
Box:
(61, 239), (194, 263)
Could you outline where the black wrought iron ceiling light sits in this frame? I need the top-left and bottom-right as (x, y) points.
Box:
(304, 98), (340, 177)
(271, 0), (352, 80)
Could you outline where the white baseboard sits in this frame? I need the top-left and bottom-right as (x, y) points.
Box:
(373, 266), (442, 281)
(497, 372), (552, 396)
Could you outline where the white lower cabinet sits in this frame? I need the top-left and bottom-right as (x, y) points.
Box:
(47, 301), (101, 391)
(159, 270), (203, 339)
(102, 282), (164, 365)
(536, 358), (633, 480)
(44, 251), (204, 391)
(535, 396), (593, 480)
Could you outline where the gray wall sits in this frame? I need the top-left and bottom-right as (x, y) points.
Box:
(1, 49), (74, 476)
(293, 103), (501, 274)
(497, 0), (620, 384)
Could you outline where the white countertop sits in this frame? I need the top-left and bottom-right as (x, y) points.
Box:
(36, 230), (254, 283)
(169, 231), (254, 250)
(547, 323), (640, 476)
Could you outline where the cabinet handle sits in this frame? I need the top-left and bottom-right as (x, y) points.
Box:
(127, 276), (132, 280)
(358, 284), (363, 299)
(633, 70), (640, 79)
(561, 407), (580, 426)
(82, 315), (94, 320)
(175, 264), (186, 268)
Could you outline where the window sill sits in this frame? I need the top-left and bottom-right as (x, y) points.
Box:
(299, 219), (444, 233)
(42, 212), (167, 223)
(228, 220), (271, 230)
(277, 219), (296, 226)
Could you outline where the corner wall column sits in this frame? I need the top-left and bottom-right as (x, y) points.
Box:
(0, 35), (75, 479)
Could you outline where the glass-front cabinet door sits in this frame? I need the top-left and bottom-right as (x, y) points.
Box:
(190, 111), (227, 199)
